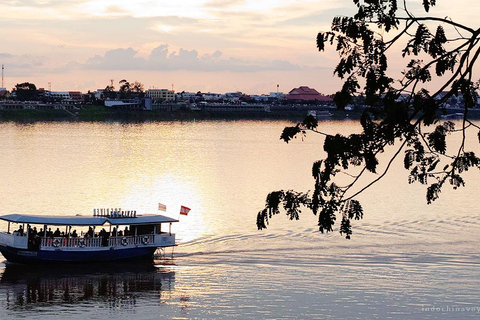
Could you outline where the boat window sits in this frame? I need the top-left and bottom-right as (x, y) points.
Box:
(132, 224), (155, 235)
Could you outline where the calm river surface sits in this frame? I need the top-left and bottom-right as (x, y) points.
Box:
(0, 120), (479, 319)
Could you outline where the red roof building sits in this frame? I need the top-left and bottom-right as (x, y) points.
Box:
(285, 86), (333, 102)
(69, 91), (83, 101)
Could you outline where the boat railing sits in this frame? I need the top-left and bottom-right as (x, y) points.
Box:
(38, 234), (170, 249)
(41, 236), (103, 248)
(109, 235), (133, 247)
(108, 234), (155, 246)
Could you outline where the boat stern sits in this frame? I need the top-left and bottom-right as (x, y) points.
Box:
(0, 232), (28, 249)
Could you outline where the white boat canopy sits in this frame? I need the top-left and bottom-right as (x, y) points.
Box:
(0, 214), (178, 226)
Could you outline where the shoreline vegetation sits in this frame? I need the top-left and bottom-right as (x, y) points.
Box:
(0, 105), (477, 123)
(0, 105), (351, 123)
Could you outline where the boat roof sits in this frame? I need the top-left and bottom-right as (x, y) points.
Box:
(0, 214), (178, 226)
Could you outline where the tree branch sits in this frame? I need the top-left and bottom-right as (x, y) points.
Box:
(397, 17), (475, 34)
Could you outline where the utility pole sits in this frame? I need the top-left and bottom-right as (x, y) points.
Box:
(1, 64), (4, 89)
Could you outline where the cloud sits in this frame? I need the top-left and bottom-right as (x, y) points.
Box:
(0, 53), (14, 59)
(6, 0), (78, 7)
(0, 52), (53, 78)
(203, 0), (245, 8)
(82, 44), (301, 72)
(85, 48), (146, 70)
(103, 5), (129, 15)
(4, 0), (88, 11)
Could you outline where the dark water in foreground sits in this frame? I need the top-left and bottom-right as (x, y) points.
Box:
(0, 121), (479, 319)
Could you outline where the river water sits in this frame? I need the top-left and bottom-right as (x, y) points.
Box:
(0, 120), (479, 319)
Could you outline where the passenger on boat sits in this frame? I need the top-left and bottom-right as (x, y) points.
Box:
(27, 226), (40, 250)
(99, 228), (109, 246)
(123, 226), (130, 236)
(34, 234), (41, 250)
(31, 227), (37, 241)
(15, 225), (24, 236)
(72, 229), (78, 237)
(53, 228), (61, 237)
(87, 226), (94, 238)
(47, 228), (53, 238)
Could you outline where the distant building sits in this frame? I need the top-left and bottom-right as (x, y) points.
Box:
(69, 91), (83, 102)
(203, 92), (224, 102)
(176, 92), (197, 101)
(0, 90), (10, 99)
(93, 89), (105, 100)
(285, 86), (333, 102)
(50, 91), (71, 101)
(225, 92), (242, 98)
(104, 97), (152, 110)
(36, 90), (84, 103)
(269, 92), (284, 98)
(146, 89), (175, 102)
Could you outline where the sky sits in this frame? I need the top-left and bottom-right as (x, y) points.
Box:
(0, 0), (479, 95)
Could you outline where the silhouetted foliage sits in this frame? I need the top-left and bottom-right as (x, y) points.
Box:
(119, 79), (144, 99)
(13, 82), (38, 101)
(103, 83), (116, 99)
(257, 0), (480, 238)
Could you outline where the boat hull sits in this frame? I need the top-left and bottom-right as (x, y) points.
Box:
(0, 245), (159, 264)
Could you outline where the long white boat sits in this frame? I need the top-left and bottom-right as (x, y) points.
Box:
(0, 209), (178, 264)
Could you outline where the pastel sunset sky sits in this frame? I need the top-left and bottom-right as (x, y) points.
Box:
(1, 0), (478, 94)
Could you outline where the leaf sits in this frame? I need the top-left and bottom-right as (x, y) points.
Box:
(280, 125), (302, 143)
(256, 209), (268, 230)
(318, 204), (336, 233)
(404, 60), (432, 82)
(404, 150), (414, 169)
(316, 33), (325, 51)
(312, 160), (322, 179)
(340, 218), (352, 239)
(345, 199), (364, 220)
(302, 115), (318, 130)
(434, 26), (447, 44)
(427, 125), (447, 154)
(364, 151), (379, 173)
(426, 183), (441, 204)
(435, 53), (457, 76)
(421, 97), (438, 126)
(422, 0), (436, 12)
(333, 77), (359, 110)
(266, 191), (284, 217)
(458, 79), (478, 108)
(283, 190), (309, 221)
(453, 152), (480, 173)
(449, 174), (464, 190)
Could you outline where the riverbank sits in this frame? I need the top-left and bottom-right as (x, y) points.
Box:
(0, 105), (347, 122)
(0, 104), (477, 123)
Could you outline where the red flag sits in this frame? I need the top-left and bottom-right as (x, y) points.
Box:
(180, 205), (191, 216)
(158, 203), (167, 211)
